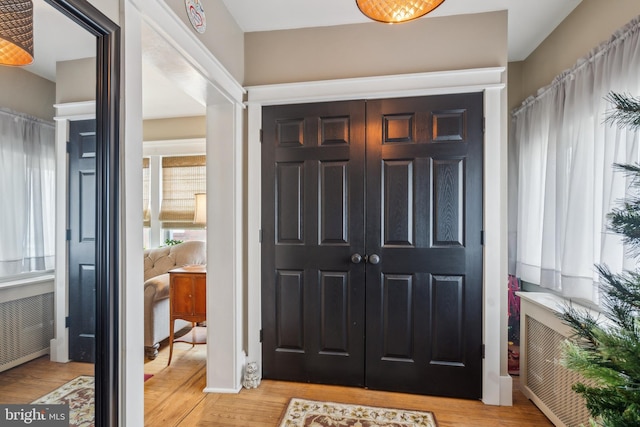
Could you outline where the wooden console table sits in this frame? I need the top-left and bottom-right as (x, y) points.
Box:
(168, 265), (206, 366)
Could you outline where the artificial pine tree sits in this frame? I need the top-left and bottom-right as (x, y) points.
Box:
(561, 92), (640, 427)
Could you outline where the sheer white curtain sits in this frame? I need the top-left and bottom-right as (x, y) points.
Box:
(0, 108), (55, 277)
(511, 17), (640, 303)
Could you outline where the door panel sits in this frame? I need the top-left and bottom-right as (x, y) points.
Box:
(365, 94), (483, 398)
(262, 100), (366, 386)
(68, 119), (97, 363)
(262, 93), (483, 398)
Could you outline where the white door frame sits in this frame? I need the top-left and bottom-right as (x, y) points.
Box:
(51, 101), (96, 364)
(123, 0), (245, 425)
(245, 67), (512, 406)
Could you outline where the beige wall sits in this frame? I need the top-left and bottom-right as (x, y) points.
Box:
(0, 67), (55, 121)
(56, 58), (97, 104)
(143, 116), (206, 141)
(510, 0), (640, 109)
(88, 0), (119, 25)
(506, 62), (524, 112)
(244, 11), (507, 86)
(165, 0), (244, 83)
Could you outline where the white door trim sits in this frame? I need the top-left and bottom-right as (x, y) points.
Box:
(51, 101), (96, 364)
(246, 67), (511, 405)
(123, 1), (245, 424)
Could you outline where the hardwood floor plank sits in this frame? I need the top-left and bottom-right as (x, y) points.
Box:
(0, 357), (93, 404)
(175, 378), (553, 427)
(144, 340), (552, 426)
(0, 344), (553, 427)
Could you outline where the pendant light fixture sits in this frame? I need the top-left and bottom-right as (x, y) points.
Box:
(0, 0), (34, 66)
(356, 0), (445, 24)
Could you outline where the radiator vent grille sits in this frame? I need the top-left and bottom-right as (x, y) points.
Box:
(526, 315), (592, 427)
(0, 293), (54, 371)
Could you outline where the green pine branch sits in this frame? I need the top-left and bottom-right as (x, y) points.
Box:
(560, 91), (640, 427)
(605, 92), (640, 130)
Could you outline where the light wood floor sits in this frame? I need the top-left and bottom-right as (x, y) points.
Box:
(0, 356), (93, 404)
(0, 342), (553, 426)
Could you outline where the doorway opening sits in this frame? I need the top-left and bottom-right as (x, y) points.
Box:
(139, 20), (208, 386)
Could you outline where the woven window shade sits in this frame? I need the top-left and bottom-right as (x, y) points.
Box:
(142, 158), (150, 227)
(159, 155), (206, 229)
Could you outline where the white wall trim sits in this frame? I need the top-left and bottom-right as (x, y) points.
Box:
(142, 138), (206, 156)
(246, 67), (505, 105)
(53, 101), (95, 119)
(122, 3), (145, 425)
(483, 86), (512, 405)
(246, 67), (509, 405)
(51, 101), (96, 364)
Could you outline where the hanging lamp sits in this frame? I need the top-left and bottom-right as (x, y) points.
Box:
(0, 0), (34, 66)
(356, 0), (445, 24)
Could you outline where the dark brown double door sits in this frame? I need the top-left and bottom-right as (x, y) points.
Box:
(261, 93), (483, 398)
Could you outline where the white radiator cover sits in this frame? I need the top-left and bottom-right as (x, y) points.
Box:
(0, 276), (55, 373)
(518, 292), (594, 427)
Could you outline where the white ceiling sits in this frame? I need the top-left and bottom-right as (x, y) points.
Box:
(27, 1), (91, 81)
(26, 0), (582, 120)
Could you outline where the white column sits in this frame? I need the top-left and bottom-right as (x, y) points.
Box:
(204, 101), (244, 393)
(122, 2), (145, 425)
(246, 103), (262, 373)
(482, 85), (512, 406)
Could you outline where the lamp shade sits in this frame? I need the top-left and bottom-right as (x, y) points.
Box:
(193, 193), (206, 225)
(0, 0), (33, 66)
(356, 0), (445, 24)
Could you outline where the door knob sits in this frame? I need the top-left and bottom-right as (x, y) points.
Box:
(367, 254), (380, 265)
(351, 253), (363, 264)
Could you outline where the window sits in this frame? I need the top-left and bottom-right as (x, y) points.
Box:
(158, 155), (206, 229)
(510, 18), (640, 304)
(0, 109), (55, 278)
(142, 151), (206, 248)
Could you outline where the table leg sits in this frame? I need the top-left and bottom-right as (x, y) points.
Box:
(167, 319), (175, 366)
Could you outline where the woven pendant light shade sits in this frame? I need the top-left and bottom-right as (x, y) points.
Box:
(0, 0), (33, 66)
(356, 0), (445, 24)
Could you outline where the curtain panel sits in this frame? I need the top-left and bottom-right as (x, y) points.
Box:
(511, 17), (640, 303)
(0, 108), (55, 278)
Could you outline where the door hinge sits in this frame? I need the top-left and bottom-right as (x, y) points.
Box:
(259, 229), (263, 243)
(259, 129), (263, 143)
(65, 316), (70, 328)
(482, 344), (485, 359)
(66, 229), (72, 241)
(66, 141), (71, 153)
(480, 230), (485, 246)
(259, 329), (263, 343)
(482, 117), (486, 133)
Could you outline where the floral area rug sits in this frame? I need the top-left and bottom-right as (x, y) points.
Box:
(32, 375), (94, 427)
(279, 398), (438, 427)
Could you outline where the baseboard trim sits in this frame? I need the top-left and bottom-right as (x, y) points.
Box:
(500, 375), (513, 406)
(203, 385), (242, 394)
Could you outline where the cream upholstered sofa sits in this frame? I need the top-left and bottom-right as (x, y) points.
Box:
(143, 240), (206, 359)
